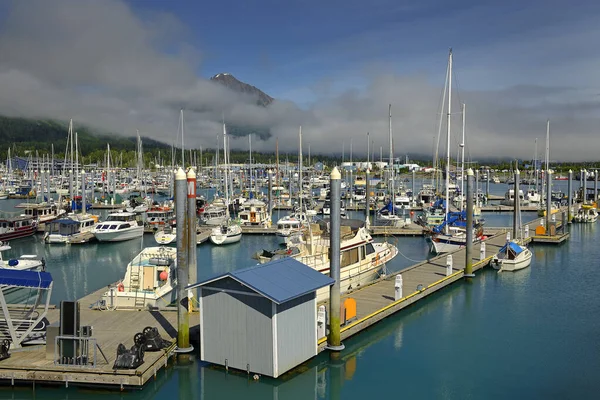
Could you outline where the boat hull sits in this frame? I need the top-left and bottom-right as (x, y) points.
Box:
(492, 248), (532, 272)
(94, 226), (144, 242)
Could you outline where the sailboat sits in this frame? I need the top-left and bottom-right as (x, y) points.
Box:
(210, 123), (242, 245)
(377, 105), (405, 227)
(492, 190), (532, 272)
(430, 49), (482, 254)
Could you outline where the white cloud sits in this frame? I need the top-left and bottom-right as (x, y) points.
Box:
(0, 0), (598, 161)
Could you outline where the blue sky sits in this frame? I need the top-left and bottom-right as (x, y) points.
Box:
(126, 0), (600, 100)
(1, 0), (599, 160)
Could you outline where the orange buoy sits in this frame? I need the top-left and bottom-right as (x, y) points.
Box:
(117, 282), (124, 292)
(159, 271), (168, 281)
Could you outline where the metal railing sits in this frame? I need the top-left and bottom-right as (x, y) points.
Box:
(54, 335), (99, 367)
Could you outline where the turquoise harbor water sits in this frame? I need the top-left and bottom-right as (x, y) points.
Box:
(1, 182), (599, 399)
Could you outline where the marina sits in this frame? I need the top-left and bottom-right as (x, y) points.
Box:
(0, 166), (597, 398)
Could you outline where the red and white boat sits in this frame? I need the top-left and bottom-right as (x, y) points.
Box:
(0, 216), (38, 241)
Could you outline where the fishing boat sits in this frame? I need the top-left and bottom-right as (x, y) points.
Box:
(100, 246), (177, 309)
(93, 211), (144, 242)
(491, 241), (533, 272)
(573, 204), (598, 223)
(253, 219), (398, 303)
(0, 216), (38, 241)
(0, 241), (45, 271)
(43, 214), (98, 244)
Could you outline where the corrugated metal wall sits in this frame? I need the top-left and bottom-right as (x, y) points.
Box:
(201, 277), (274, 376)
(275, 293), (317, 376)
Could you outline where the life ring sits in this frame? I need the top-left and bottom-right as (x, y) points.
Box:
(117, 283), (124, 292)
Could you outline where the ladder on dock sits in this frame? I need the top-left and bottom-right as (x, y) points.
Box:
(129, 267), (147, 308)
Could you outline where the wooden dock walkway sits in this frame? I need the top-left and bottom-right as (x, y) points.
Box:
(0, 284), (197, 389)
(317, 231), (510, 351)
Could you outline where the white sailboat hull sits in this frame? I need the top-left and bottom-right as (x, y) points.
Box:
(492, 248), (532, 272)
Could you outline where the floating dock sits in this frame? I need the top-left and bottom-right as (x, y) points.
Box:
(0, 284), (194, 389)
(317, 213), (569, 350)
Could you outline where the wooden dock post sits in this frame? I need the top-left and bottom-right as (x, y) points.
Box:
(327, 167), (344, 351)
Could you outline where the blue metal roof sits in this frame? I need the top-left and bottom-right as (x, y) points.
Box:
(187, 258), (334, 304)
(0, 269), (53, 289)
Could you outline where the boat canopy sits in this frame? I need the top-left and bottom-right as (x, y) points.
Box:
(0, 269), (53, 289)
(499, 241), (525, 255)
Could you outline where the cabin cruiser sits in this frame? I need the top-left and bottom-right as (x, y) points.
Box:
(238, 198), (271, 227)
(199, 205), (228, 226)
(253, 219), (398, 303)
(93, 212), (144, 242)
(43, 214), (98, 244)
(100, 246), (177, 309)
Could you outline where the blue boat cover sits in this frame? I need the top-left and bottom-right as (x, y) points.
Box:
(187, 258), (334, 304)
(499, 242), (524, 255)
(56, 219), (79, 225)
(0, 269), (53, 289)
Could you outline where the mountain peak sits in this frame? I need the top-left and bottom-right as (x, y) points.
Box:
(210, 73), (274, 107)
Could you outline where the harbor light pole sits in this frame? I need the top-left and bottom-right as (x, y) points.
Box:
(327, 167), (344, 352)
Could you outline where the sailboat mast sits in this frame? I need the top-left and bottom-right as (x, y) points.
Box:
(445, 49), (453, 234)
(389, 104), (394, 213)
(460, 103), (465, 212)
(299, 126), (303, 213)
(545, 120), (550, 173)
(223, 123), (230, 218)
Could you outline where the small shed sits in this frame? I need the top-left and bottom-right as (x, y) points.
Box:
(187, 258), (334, 378)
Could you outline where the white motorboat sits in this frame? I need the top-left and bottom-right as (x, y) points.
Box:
(209, 222), (242, 245)
(100, 246), (177, 309)
(491, 241), (533, 272)
(430, 225), (484, 254)
(154, 225), (177, 245)
(254, 219), (398, 303)
(0, 241), (45, 271)
(199, 205), (228, 226)
(500, 189), (527, 206)
(93, 212), (144, 242)
(275, 211), (311, 244)
(43, 214), (98, 244)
